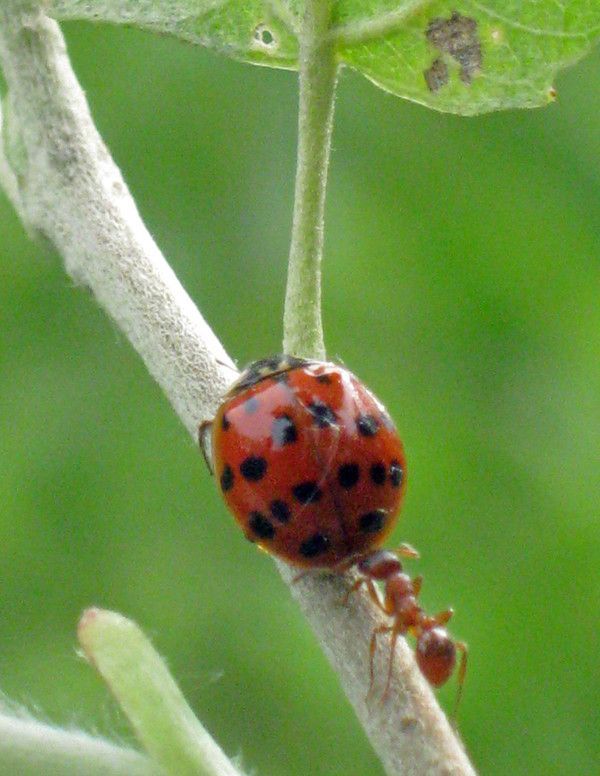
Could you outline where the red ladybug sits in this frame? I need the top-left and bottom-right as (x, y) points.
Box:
(204, 355), (407, 567)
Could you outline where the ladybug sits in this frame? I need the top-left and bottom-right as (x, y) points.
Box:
(202, 355), (407, 568)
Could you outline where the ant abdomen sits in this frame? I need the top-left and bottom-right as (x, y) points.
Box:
(416, 626), (456, 686)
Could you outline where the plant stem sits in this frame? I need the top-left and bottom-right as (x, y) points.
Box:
(78, 609), (244, 776)
(283, 0), (337, 360)
(0, 711), (161, 776)
(0, 1), (234, 437)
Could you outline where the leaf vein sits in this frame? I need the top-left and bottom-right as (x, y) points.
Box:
(330, 0), (433, 45)
(471, 1), (599, 39)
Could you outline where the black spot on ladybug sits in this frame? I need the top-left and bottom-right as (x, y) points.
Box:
(240, 456), (267, 481)
(221, 414), (230, 431)
(292, 481), (322, 504)
(299, 532), (330, 558)
(338, 463), (360, 489)
(270, 499), (291, 523)
(315, 373), (332, 384)
(249, 511), (275, 539)
(272, 414), (298, 447)
(356, 414), (379, 436)
(308, 401), (337, 428)
(273, 372), (289, 384)
(244, 396), (260, 414)
(390, 460), (403, 487)
(220, 464), (234, 492)
(359, 509), (386, 533)
(370, 462), (387, 486)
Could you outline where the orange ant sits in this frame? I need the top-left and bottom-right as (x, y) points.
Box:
(343, 547), (468, 717)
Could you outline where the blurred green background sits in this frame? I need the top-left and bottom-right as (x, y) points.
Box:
(1, 20), (599, 776)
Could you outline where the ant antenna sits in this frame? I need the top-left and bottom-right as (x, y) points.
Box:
(451, 641), (468, 723)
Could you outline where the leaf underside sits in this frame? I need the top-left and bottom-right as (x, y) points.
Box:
(50, 1), (600, 115)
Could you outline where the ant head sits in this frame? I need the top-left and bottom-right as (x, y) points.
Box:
(357, 550), (403, 580)
(415, 626), (456, 687)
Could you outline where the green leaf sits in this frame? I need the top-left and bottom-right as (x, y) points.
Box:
(49, 1), (300, 68)
(49, 1), (600, 113)
(334, 1), (600, 114)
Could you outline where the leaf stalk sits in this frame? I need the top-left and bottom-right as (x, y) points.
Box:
(283, 0), (338, 360)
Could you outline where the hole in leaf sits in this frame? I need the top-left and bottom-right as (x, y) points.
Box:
(252, 23), (278, 52)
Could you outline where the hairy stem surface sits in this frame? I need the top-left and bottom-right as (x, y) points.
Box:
(283, 0), (337, 360)
(0, 711), (162, 776)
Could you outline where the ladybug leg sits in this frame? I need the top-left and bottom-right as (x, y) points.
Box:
(368, 624), (392, 701)
(451, 641), (468, 723)
(198, 420), (214, 474)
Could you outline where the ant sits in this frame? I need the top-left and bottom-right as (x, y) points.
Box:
(342, 547), (468, 717)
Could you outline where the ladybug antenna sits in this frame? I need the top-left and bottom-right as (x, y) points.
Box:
(198, 420), (214, 474)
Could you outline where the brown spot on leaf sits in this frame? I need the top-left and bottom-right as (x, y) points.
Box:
(424, 58), (449, 92)
(426, 12), (482, 86)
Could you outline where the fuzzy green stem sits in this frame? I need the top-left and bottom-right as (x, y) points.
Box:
(78, 609), (244, 776)
(0, 711), (162, 776)
(283, 0), (338, 360)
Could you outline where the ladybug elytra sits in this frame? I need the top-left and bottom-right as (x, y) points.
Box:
(205, 356), (407, 568)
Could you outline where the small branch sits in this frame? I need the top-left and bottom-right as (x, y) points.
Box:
(0, 4), (476, 775)
(0, 710), (162, 775)
(329, 1), (429, 46)
(0, 1), (234, 439)
(277, 562), (475, 776)
(282, 0), (337, 360)
(78, 608), (245, 776)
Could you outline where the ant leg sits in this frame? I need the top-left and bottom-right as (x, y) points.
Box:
(363, 579), (387, 613)
(451, 641), (468, 723)
(432, 608), (454, 626)
(412, 574), (423, 596)
(395, 542), (420, 559)
(198, 420), (214, 474)
(382, 628), (401, 702)
(340, 578), (386, 613)
(339, 577), (365, 606)
(368, 625), (392, 700)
